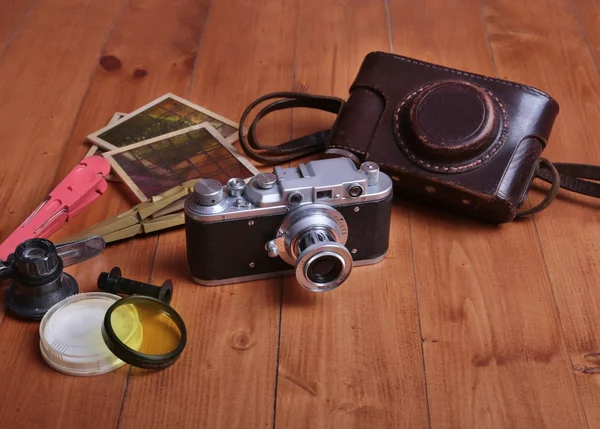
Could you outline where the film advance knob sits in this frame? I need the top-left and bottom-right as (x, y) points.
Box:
(193, 179), (225, 206)
(360, 161), (380, 185)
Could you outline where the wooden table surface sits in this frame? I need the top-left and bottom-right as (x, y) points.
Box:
(1, 0), (599, 428)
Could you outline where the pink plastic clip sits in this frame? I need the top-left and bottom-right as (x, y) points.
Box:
(0, 156), (111, 260)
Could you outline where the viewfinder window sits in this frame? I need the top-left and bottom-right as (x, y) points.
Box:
(316, 190), (332, 199)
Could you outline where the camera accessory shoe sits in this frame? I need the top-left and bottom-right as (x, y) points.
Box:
(0, 236), (106, 320)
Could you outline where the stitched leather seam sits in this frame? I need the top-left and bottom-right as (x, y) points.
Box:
(326, 143), (498, 201)
(392, 84), (509, 173)
(369, 51), (555, 103)
(328, 143), (366, 154)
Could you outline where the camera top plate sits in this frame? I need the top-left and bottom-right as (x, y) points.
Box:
(184, 157), (393, 223)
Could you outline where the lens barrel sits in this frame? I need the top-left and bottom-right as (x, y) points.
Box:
(274, 205), (353, 292)
(305, 254), (344, 284)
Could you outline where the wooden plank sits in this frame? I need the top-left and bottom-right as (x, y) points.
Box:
(571, 0), (600, 70)
(0, 0), (125, 427)
(277, 209), (429, 429)
(274, 2), (430, 428)
(0, 0), (36, 57)
(389, 0), (494, 72)
(389, 0), (588, 427)
(0, 0), (123, 240)
(52, 0), (211, 182)
(52, 0), (211, 428)
(115, 0), (298, 427)
(48, 0), (212, 314)
(0, 0), (214, 428)
(44, 0), (213, 304)
(481, 0), (600, 425)
(50, 0), (212, 246)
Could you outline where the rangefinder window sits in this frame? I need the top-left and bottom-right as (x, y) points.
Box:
(316, 190), (332, 199)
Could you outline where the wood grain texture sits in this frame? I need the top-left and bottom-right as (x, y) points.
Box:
(482, 0), (600, 425)
(571, 0), (600, 71)
(50, 0), (212, 243)
(52, 0), (211, 246)
(0, 0), (211, 427)
(0, 0), (123, 242)
(0, 0), (599, 427)
(275, 2), (429, 428)
(0, 0), (125, 427)
(389, 0), (494, 72)
(390, 0), (588, 427)
(115, 0), (298, 427)
(277, 208), (429, 429)
(53, 0), (211, 182)
(0, 0), (36, 57)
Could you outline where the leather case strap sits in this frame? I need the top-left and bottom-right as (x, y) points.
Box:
(517, 159), (561, 216)
(520, 161), (600, 214)
(238, 91), (600, 214)
(537, 163), (600, 197)
(238, 92), (344, 164)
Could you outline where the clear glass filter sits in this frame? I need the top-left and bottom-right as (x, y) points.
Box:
(39, 292), (142, 376)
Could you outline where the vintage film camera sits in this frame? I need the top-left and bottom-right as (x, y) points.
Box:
(183, 157), (393, 292)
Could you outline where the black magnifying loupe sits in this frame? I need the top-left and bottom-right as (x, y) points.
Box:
(0, 236), (105, 320)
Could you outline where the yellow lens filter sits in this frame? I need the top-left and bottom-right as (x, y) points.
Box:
(39, 292), (186, 376)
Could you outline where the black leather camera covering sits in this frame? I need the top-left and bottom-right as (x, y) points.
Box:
(185, 194), (393, 284)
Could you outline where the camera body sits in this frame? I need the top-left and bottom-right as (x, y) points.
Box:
(324, 52), (560, 223)
(183, 157), (393, 292)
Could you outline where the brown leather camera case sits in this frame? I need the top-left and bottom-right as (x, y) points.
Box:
(324, 51), (560, 223)
(238, 52), (599, 223)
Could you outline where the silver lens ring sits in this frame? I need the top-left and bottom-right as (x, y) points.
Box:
(274, 204), (348, 266)
(296, 243), (353, 292)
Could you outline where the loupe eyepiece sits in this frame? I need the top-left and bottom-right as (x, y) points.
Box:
(5, 246), (77, 320)
(3, 236), (106, 320)
(14, 238), (61, 278)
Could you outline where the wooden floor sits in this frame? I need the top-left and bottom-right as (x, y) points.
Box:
(0, 0), (599, 428)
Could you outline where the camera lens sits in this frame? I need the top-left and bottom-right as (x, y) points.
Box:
(273, 204), (353, 292)
(267, 204), (353, 292)
(305, 253), (344, 284)
(295, 240), (352, 292)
